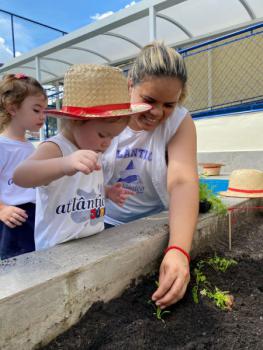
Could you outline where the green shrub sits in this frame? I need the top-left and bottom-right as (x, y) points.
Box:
(199, 183), (227, 215)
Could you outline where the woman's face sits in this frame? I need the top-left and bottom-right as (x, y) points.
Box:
(129, 76), (183, 131)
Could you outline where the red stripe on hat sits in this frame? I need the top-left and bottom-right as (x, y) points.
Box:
(203, 165), (222, 168)
(62, 104), (130, 115)
(228, 187), (263, 194)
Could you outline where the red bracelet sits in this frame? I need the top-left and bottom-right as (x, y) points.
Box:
(164, 245), (191, 263)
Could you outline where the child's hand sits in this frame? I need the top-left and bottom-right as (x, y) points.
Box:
(0, 205), (28, 228)
(62, 150), (101, 176)
(106, 182), (135, 207)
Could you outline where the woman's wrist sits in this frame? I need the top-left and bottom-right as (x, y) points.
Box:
(164, 245), (191, 263)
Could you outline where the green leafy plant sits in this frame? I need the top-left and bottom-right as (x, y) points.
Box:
(192, 285), (199, 304)
(147, 300), (171, 323)
(200, 287), (234, 310)
(192, 261), (209, 304)
(192, 256), (236, 310)
(199, 183), (227, 215)
(199, 182), (210, 202)
(206, 254), (237, 272)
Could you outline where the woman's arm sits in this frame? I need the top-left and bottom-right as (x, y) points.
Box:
(152, 113), (199, 308)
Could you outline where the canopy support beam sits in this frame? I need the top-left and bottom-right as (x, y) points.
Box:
(35, 56), (45, 141)
(149, 6), (157, 41)
(239, 0), (256, 19)
(157, 13), (193, 38)
(103, 32), (142, 49)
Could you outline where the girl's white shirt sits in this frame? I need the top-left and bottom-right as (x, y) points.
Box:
(35, 133), (105, 251)
(102, 105), (188, 225)
(0, 135), (36, 205)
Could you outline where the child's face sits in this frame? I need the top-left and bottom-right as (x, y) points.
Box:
(72, 117), (129, 152)
(10, 94), (47, 132)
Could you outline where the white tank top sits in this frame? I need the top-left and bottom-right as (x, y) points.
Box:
(105, 127), (165, 224)
(103, 105), (188, 225)
(35, 134), (105, 251)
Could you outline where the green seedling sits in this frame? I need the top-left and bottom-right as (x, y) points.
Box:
(192, 256), (236, 310)
(153, 303), (170, 322)
(206, 255), (237, 272)
(192, 285), (199, 304)
(192, 261), (209, 304)
(200, 287), (234, 310)
(148, 281), (171, 323)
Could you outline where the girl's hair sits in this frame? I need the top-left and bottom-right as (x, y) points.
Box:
(0, 74), (47, 132)
(129, 41), (187, 102)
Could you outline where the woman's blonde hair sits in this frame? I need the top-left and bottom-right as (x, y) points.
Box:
(0, 74), (47, 132)
(129, 41), (187, 103)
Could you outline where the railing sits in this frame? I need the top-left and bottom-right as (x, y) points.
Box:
(179, 22), (263, 117)
(0, 9), (67, 59)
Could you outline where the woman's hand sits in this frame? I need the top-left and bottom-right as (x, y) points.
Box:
(62, 150), (101, 176)
(0, 205), (28, 228)
(106, 182), (135, 206)
(151, 249), (190, 309)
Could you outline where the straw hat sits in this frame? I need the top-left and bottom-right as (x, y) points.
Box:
(220, 169), (263, 198)
(46, 64), (151, 119)
(199, 163), (225, 176)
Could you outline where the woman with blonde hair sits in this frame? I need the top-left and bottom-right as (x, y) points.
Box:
(103, 41), (199, 309)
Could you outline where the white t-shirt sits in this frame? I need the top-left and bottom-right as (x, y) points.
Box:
(0, 135), (36, 205)
(103, 106), (188, 225)
(35, 134), (105, 251)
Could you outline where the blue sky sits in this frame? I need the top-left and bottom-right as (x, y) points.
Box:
(0, 0), (140, 64)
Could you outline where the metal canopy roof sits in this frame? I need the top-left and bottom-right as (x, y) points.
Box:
(1, 0), (263, 84)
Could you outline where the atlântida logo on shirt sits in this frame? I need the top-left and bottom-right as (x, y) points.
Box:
(55, 188), (105, 224)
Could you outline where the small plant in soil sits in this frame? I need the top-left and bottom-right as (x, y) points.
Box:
(148, 281), (171, 323)
(206, 254), (237, 272)
(200, 286), (234, 310)
(192, 261), (208, 304)
(148, 300), (171, 323)
(192, 256), (236, 310)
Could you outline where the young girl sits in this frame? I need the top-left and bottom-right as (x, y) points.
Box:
(13, 64), (150, 251)
(0, 74), (47, 259)
(102, 42), (199, 309)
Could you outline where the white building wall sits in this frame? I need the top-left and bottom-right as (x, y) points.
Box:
(194, 111), (263, 152)
(195, 111), (263, 173)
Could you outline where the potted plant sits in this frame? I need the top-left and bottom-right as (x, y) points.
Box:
(199, 183), (212, 213)
(199, 183), (227, 214)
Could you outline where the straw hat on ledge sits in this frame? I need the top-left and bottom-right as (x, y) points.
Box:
(45, 64), (151, 119)
(220, 169), (263, 198)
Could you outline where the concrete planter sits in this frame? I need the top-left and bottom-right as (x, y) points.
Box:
(0, 197), (261, 350)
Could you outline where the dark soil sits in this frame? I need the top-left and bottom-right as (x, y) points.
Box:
(44, 215), (263, 350)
